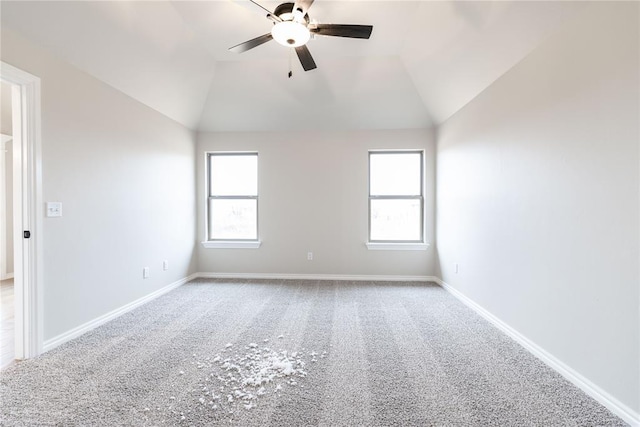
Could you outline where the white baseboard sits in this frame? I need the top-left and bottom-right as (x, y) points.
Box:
(1, 272), (14, 280)
(43, 273), (199, 353)
(1, 358), (16, 371)
(196, 272), (438, 283)
(434, 278), (639, 427)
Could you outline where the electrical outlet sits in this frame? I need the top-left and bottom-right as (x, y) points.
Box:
(163, 260), (169, 271)
(307, 252), (313, 261)
(143, 267), (150, 279)
(455, 263), (459, 274)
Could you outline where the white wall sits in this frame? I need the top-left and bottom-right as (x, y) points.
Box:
(1, 82), (13, 277)
(1, 82), (12, 135)
(436, 2), (639, 416)
(3, 135), (13, 277)
(197, 129), (436, 277)
(1, 29), (198, 341)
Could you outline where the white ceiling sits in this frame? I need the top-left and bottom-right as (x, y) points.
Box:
(1, 1), (587, 132)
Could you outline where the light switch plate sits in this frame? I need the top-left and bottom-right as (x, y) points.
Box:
(46, 202), (62, 217)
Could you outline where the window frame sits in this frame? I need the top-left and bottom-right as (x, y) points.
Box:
(204, 151), (260, 247)
(368, 150), (425, 245)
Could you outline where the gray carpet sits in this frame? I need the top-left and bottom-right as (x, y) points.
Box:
(0, 279), (627, 426)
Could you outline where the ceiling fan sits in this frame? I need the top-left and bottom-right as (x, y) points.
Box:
(229, 0), (373, 74)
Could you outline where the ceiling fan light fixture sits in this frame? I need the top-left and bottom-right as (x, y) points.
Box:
(271, 21), (310, 47)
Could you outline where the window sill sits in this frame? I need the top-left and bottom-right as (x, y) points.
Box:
(366, 242), (430, 251)
(201, 241), (262, 249)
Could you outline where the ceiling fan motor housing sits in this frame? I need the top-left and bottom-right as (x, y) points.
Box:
(274, 2), (310, 24)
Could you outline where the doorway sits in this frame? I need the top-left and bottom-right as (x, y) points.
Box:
(0, 62), (43, 366)
(1, 81), (16, 368)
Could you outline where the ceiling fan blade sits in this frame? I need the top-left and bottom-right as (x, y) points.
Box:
(292, 0), (314, 18)
(311, 24), (373, 39)
(248, 0), (281, 21)
(229, 33), (273, 53)
(295, 45), (317, 71)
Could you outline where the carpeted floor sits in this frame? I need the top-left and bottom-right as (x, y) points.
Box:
(0, 279), (627, 426)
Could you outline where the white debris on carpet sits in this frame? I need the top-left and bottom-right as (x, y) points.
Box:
(189, 340), (326, 413)
(139, 338), (329, 423)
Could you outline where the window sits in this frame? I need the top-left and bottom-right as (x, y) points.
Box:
(368, 151), (425, 248)
(205, 152), (259, 247)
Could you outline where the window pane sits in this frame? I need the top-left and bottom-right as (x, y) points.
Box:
(370, 199), (421, 241)
(209, 199), (257, 240)
(210, 154), (257, 196)
(370, 152), (421, 196)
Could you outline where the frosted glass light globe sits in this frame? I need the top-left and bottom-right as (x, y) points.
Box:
(271, 21), (310, 47)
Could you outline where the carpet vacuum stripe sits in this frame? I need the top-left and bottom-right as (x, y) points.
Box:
(0, 279), (627, 426)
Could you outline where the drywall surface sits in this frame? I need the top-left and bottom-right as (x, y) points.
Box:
(2, 81), (14, 277)
(1, 82), (11, 135)
(437, 2), (639, 415)
(1, 29), (198, 341)
(197, 129), (436, 277)
(4, 136), (13, 276)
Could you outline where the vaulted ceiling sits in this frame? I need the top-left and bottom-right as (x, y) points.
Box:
(1, 1), (586, 132)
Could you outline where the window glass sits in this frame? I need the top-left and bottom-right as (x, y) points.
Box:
(209, 199), (257, 240)
(370, 199), (422, 241)
(210, 155), (258, 196)
(369, 151), (423, 242)
(207, 153), (258, 241)
(370, 153), (421, 196)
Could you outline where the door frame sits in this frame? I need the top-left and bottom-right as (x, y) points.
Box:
(1, 61), (43, 359)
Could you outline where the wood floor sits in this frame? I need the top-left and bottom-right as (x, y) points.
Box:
(0, 278), (15, 369)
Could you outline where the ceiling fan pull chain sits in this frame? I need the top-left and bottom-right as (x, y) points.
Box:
(288, 48), (293, 78)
